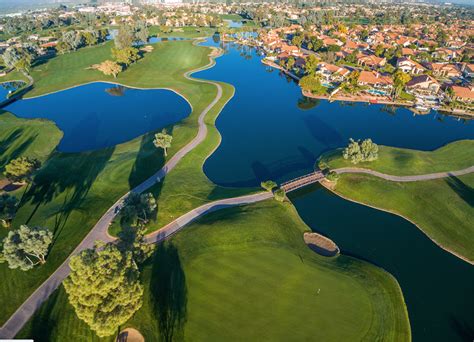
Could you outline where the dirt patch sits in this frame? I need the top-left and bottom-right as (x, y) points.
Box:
(304, 232), (340, 257)
(117, 328), (144, 342)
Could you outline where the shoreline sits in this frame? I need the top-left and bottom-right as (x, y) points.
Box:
(320, 180), (474, 266)
(0, 38), (231, 339)
(259, 57), (473, 118)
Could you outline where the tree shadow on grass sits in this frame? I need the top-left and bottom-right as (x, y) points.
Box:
(0, 134), (36, 169)
(150, 243), (187, 342)
(22, 288), (60, 342)
(22, 147), (115, 230)
(128, 130), (170, 190)
(0, 128), (23, 157)
(445, 176), (474, 208)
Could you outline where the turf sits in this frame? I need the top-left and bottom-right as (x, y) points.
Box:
(320, 140), (474, 262)
(330, 172), (474, 262)
(149, 26), (216, 38)
(0, 112), (62, 172)
(320, 140), (474, 176)
(17, 201), (411, 341)
(0, 40), (254, 324)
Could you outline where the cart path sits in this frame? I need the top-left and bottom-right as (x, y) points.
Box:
(334, 166), (474, 182)
(0, 46), (227, 339)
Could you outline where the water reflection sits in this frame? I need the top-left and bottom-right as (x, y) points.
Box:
(197, 37), (474, 187)
(290, 185), (474, 342)
(5, 82), (191, 152)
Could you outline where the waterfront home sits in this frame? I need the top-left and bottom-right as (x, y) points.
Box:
(450, 85), (474, 103)
(424, 63), (462, 78)
(396, 57), (425, 75)
(316, 63), (350, 83)
(462, 64), (474, 78)
(357, 53), (386, 68)
(405, 75), (440, 96)
(357, 70), (393, 94)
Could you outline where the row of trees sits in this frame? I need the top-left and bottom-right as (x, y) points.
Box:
(56, 28), (108, 54)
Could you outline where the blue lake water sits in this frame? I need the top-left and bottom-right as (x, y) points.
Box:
(5, 82), (191, 152)
(197, 37), (474, 341)
(198, 39), (474, 187)
(0, 81), (25, 100)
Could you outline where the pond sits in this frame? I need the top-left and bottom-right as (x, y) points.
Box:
(198, 38), (474, 187)
(5, 82), (191, 152)
(197, 37), (474, 341)
(224, 19), (243, 28)
(289, 185), (474, 342)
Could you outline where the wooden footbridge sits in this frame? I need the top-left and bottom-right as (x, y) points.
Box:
(281, 171), (325, 192)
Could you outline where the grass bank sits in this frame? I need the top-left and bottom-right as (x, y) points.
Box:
(320, 140), (474, 176)
(0, 40), (253, 325)
(320, 140), (474, 263)
(18, 200), (411, 341)
(0, 112), (62, 172)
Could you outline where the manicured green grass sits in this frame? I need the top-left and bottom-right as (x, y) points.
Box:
(0, 70), (29, 85)
(18, 201), (410, 341)
(149, 26), (216, 39)
(322, 140), (474, 261)
(0, 112), (62, 171)
(0, 40), (254, 325)
(331, 172), (474, 262)
(321, 140), (474, 176)
(108, 82), (257, 236)
(219, 14), (244, 20)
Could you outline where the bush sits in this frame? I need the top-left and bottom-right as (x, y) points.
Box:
(261, 180), (277, 192)
(274, 188), (286, 202)
(318, 160), (328, 171)
(342, 138), (378, 164)
(325, 171), (340, 182)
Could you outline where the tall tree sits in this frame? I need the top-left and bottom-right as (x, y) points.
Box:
(118, 224), (153, 265)
(0, 194), (18, 228)
(153, 129), (173, 157)
(114, 25), (135, 50)
(121, 192), (157, 227)
(96, 60), (122, 78)
(2, 225), (53, 271)
(111, 46), (140, 66)
(4, 157), (41, 183)
(64, 243), (143, 337)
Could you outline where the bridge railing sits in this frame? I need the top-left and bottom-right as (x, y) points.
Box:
(280, 171), (325, 192)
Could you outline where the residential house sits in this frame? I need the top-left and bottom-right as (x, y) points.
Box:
(405, 75), (440, 96)
(357, 53), (386, 68)
(396, 57), (425, 75)
(357, 70), (393, 92)
(316, 63), (350, 83)
(462, 64), (474, 78)
(424, 63), (461, 78)
(450, 85), (474, 103)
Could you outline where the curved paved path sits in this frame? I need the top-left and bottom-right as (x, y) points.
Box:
(334, 166), (474, 182)
(0, 44), (229, 339)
